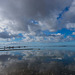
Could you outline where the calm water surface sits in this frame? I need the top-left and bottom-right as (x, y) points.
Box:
(0, 47), (75, 75)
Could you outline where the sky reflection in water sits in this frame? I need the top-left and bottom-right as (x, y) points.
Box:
(0, 47), (75, 75)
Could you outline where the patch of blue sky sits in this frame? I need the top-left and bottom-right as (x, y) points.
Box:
(57, 6), (70, 20)
(18, 33), (23, 37)
(13, 38), (23, 41)
(30, 19), (38, 25)
(42, 28), (75, 39)
(71, 35), (75, 37)
(42, 30), (60, 36)
(57, 28), (73, 37)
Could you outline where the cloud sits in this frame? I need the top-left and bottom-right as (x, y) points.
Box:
(60, 0), (75, 29)
(72, 32), (75, 35)
(0, 0), (72, 32)
(0, 50), (74, 75)
(0, 0), (74, 42)
(22, 33), (65, 42)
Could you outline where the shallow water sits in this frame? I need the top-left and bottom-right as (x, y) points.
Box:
(0, 48), (75, 75)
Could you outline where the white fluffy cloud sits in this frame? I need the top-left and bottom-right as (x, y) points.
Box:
(22, 33), (69, 42)
(72, 32), (75, 35)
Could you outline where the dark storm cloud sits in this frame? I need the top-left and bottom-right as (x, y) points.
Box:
(0, 0), (72, 32)
(0, 32), (11, 38)
(0, 31), (23, 39)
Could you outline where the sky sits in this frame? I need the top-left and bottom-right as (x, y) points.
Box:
(0, 0), (75, 45)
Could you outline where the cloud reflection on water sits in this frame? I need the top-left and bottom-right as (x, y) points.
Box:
(0, 50), (75, 75)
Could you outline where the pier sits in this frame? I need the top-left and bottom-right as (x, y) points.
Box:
(0, 46), (40, 51)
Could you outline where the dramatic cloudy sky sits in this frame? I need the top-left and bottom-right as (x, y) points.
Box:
(0, 0), (75, 44)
